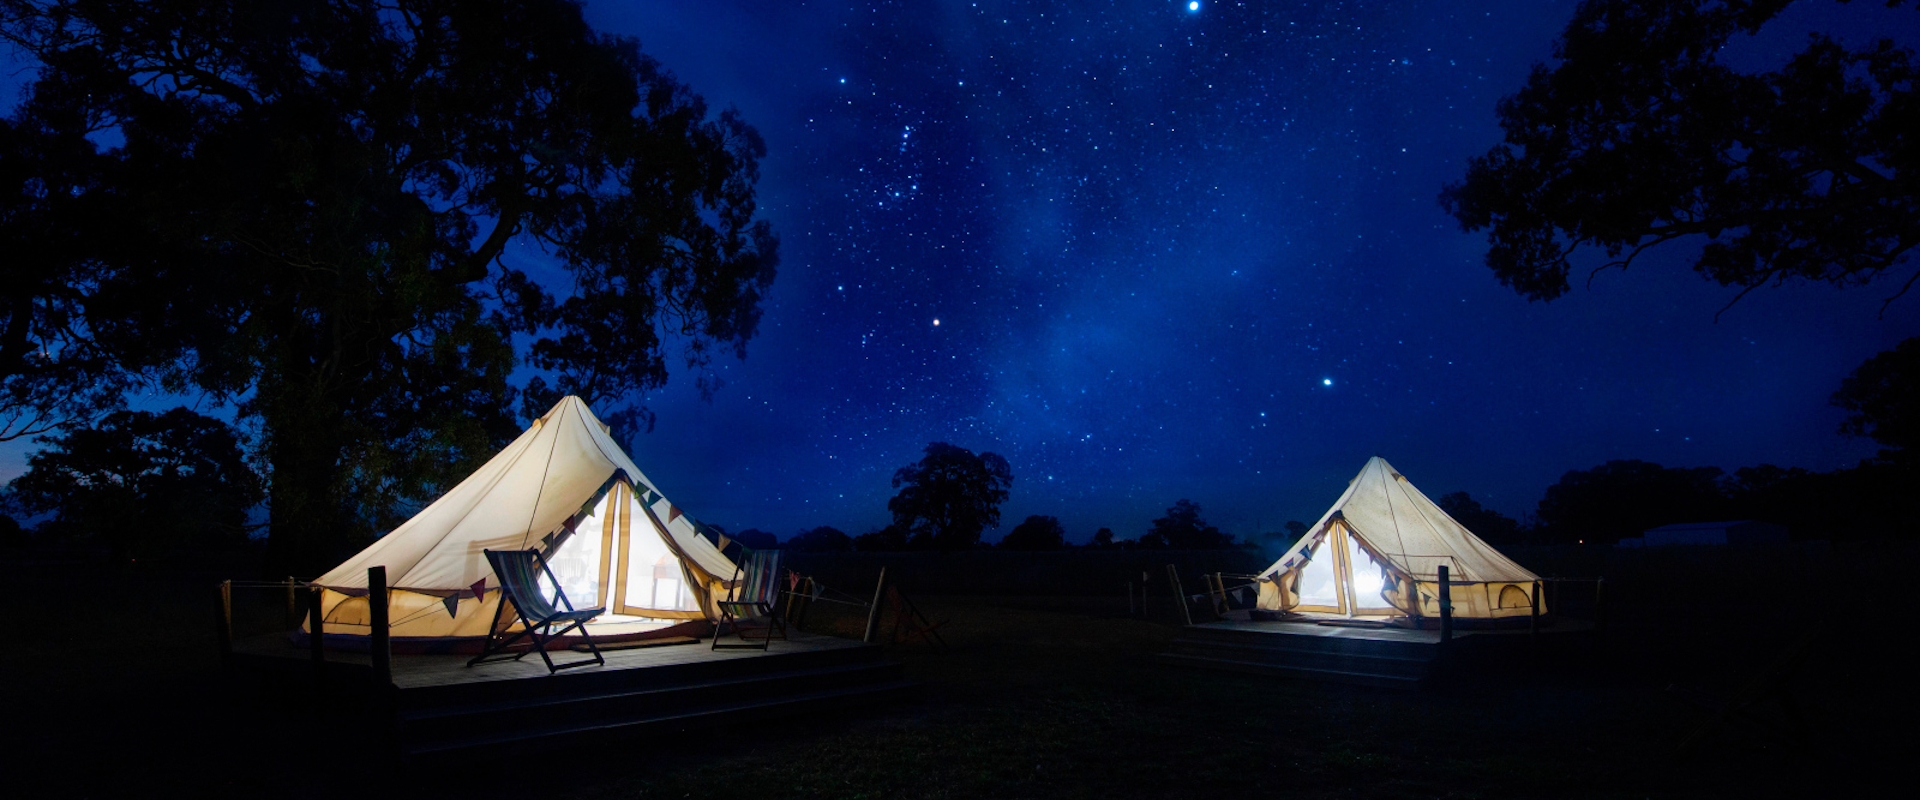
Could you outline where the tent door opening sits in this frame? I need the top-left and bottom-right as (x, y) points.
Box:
(544, 482), (702, 621)
(1292, 524), (1400, 618)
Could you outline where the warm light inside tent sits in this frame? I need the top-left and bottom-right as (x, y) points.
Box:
(1342, 533), (1397, 611)
(1294, 542), (1341, 608)
(542, 484), (703, 619)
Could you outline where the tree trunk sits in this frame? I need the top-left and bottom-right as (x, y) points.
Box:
(263, 385), (351, 579)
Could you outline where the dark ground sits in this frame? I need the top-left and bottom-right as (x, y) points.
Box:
(4, 543), (1907, 799)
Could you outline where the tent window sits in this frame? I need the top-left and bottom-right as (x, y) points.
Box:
(1294, 542), (1341, 609)
(1343, 534), (1397, 611)
(547, 496), (612, 608)
(621, 497), (700, 614)
(1497, 584), (1530, 609)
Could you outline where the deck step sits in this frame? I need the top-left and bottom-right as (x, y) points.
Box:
(404, 679), (919, 756)
(397, 642), (886, 710)
(1157, 652), (1424, 688)
(1166, 638), (1433, 680)
(399, 661), (906, 743)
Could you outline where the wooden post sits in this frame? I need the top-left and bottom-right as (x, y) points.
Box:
(862, 567), (888, 643)
(797, 578), (817, 630)
(1437, 566), (1452, 644)
(307, 587), (326, 664)
(307, 586), (326, 702)
(216, 579), (234, 671)
(1167, 564), (1192, 626)
(1530, 579), (1541, 637)
(285, 576), (298, 628)
(368, 567), (391, 687)
(1594, 577), (1607, 632)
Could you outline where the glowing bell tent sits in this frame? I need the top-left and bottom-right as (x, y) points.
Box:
(1255, 456), (1542, 624)
(305, 396), (738, 651)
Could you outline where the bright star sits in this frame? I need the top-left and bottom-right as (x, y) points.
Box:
(1188, 1), (1200, 11)
(933, 319), (941, 327)
(1322, 378), (1333, 386)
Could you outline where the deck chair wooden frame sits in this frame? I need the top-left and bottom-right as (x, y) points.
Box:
(712, 548), (787, 651)
(468, 548), (607, 674)
(887, 585), (948, 651)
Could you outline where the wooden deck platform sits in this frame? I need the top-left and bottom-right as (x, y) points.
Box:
(1159, 618), (1597, 687)
(231, 630), (913, 755)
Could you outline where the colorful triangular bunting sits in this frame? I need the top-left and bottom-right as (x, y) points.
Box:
(668, 504), (682, 523)
(442, 593), (460, 618)
(470, 578), (487, 599)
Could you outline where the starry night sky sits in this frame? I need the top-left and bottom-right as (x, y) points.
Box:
(6, 1), (1920, 544)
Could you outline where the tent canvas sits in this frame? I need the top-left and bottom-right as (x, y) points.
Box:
(303, 396), (736, 650)
(1256, 456), (1542, 622)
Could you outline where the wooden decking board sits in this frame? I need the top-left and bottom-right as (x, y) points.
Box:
(390, 632), (870, 690)
(399, 661), (904, 722)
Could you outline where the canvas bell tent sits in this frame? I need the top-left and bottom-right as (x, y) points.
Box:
(303, 396), (738, 652)
(1256, 457), (1542, 624)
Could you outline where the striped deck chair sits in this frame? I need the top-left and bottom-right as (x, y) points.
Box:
(468, 549), (606, 673)
(712, 547), (787, 651)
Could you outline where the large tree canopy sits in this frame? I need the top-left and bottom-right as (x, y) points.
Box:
(1534, 460), (1732, 544)
(1441, 0), (1919, 309)
(1832, 337), (1920, 456)
(887, 442), (1013, 551)
(2, 407), (263, 559)
(0, 0), (778, 572)
(1141, 499), (1233, 549)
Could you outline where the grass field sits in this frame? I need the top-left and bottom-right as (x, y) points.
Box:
(5, 543), (1905, 798)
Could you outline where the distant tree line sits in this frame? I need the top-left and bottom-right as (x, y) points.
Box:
(1445, 457), (1920, 547)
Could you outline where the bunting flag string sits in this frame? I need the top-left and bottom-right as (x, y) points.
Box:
(788, 572), (801, 590)
(717, 534), (732, 551)
(645, 490), (662, 506)
(442, 593), (460, 618)
(668, 504), (683, 523)
(470, 578), (487, 599)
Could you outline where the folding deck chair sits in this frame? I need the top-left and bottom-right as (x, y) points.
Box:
(712, 547), (788, 651)
(468, 548), (607, 673)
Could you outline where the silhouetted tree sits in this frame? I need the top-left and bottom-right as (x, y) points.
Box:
(0, 0), (778, 574)
(1534, 460), (1731, 544)
(887, 442), (1013, 551)
(2, 408), (262, 559)
(1725, 461), (1920, 541)
(1833, 338), (1920, 458)
(732, 528), (778, 550)
(999, 515), (1067, 550)
(1442, 1), (1920, 308)
(788, 526), (852, 552)
(852, 523), (910, 552)
(1436, 491), (1525, 545)
(1142, 499), (1233, 549)
(1090, 527), (1116, 548)
(0, 512), (23, 550)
